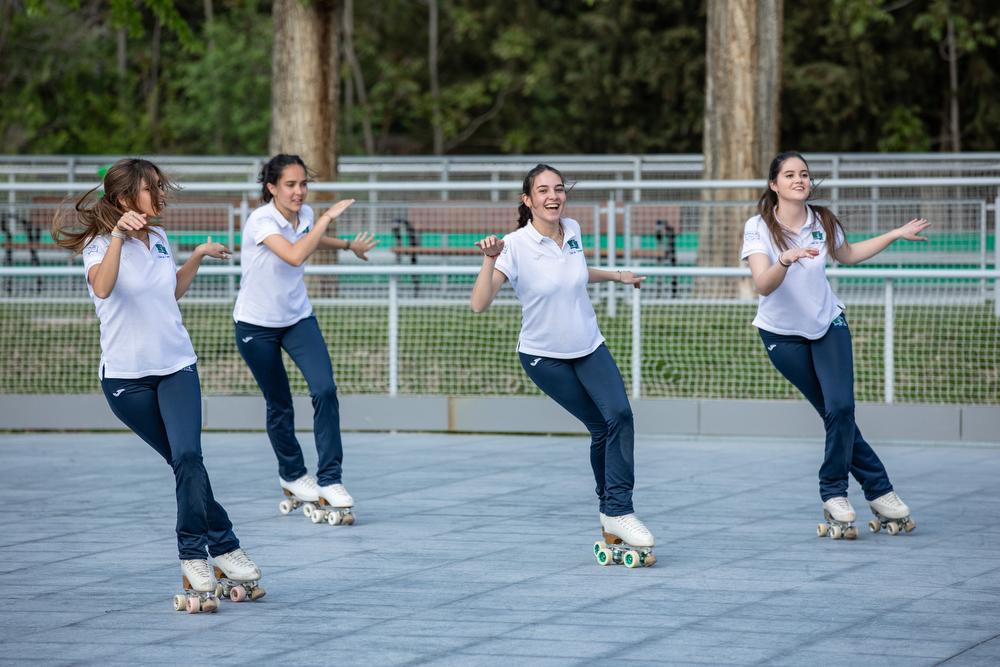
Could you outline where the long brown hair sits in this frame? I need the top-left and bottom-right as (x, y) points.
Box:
(757, 151), (844, 257)
(52, 158), (176, 254)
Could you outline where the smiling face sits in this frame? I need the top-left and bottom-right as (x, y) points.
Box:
(521, 169), (566, 226)
(267, 163), (308, 217)
(769, 156), (811, 205)
(133, 178), (164, 217)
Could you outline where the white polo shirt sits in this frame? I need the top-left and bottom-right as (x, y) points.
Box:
(494, 217), (605, 358)
(740, 206), (845, 339)
(83, 227), (197, 379)
(233, 202), (314, 327)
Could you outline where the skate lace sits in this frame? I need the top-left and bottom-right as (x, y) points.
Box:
(224, 549), (253, 569)
(619, 514), (651, 537)
(183, 559), (211, 579)
(300, 475), (320, 492)
(828, 497), (852, 513)
(880, 492), (904, 508)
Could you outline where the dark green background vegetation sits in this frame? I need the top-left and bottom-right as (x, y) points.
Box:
(2, 0), (997, 156)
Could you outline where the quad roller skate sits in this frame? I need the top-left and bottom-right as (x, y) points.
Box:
(817, 496), (859, 540)
(212, 548), (265, 603)
(173, 559), (219, 614)
(593, 513), (656, 568)
(867, 491), (916, 536)
(308, 483), (355, 526)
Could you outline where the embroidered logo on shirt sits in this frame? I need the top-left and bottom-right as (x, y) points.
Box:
(744, 231), (760, 241)
(155, 243), (169, 256)
(567, 239), (580, 250)
(812, 231), (824, 240)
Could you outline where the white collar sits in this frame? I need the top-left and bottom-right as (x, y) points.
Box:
(525, 219), (575, 244)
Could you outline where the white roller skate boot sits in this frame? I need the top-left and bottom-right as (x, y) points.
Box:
(594, 513), (656, 568)
(278, 473), (321, 519)
(868, 491), (915, 535)
(174, 559), (218, 614)
(313, 483), (355, 526)
(212, 548), (265, 603)
(818, 496), (858, 540)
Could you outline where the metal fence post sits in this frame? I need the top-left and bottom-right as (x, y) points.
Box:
(884, 279), (894, 403)
(607, 198), (617, 317)
(389, 274), (399, 396)
(631, 282), (641, 398)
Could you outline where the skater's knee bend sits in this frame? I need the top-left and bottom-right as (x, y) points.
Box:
(824, 400), (855, 423)
(310, 383), (338, 403)
(604, 404), (634, 430)
(171, 448), (204, 470)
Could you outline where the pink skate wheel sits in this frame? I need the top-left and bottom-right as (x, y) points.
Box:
(186, 596), (200, 613)
(229, 585), (247, 602)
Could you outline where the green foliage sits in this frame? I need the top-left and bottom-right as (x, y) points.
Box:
(1, 0), (999, 155)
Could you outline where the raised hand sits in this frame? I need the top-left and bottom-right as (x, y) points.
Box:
(619, 270), (646, 289)
(779, 246), (819, 265)
(348, 231), (378, 261)
(475, 235), (504, 258)
(197, 235), (231, 260)
(115, 210), (147, 233)
(896, 218), (930, 242)
(318, 198), (356, 225)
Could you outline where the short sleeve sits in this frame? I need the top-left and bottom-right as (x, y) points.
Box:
(493, 236), (516, 285)
(740, 217), (769, 260)
(247, 215), (283, 246)
(82, 235), (110, 272)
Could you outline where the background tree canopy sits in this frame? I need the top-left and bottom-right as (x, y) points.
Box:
(1, 0), (997, 156)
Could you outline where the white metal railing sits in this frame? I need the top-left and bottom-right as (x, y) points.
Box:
(1, 265), (995, 402)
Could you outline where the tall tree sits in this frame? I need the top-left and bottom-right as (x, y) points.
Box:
(270, 0), (341, 178)
(701, 0), (782, 272)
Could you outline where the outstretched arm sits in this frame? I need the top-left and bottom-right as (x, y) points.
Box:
(262, 199), (355, 266)
(834, 218), (929, 265)
(175, 237), (231, 300)
(588, 268), (645, 288)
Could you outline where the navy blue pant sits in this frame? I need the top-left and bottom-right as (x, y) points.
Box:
(235, 316), (344, 486)
(520, 344), (636, 516)
(759, 315), (893, 502)
(101, 365), (240, 560)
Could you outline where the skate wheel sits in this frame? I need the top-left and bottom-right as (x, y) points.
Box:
(173, 594), (187, 612)
(302, 504), (313, 518)
(278, 499), (293, 515)
(229, 585), (247, 602)
(817, 523), (828, 538)
(623, 550), (640, 568)
(830, 525), (843, 540)
(201, 597), (218, 613)
(904, 519), (915, 532)
(886, 522), (900, 536)
(250, 586), (266, 601)
(594, 545), (612, 566)
(845, 526), (858, 540)
(186, 596), (200, 613)
(310, 509), (325, 524)
(326, 511), (341, 526)
(868, 519), (880, 533)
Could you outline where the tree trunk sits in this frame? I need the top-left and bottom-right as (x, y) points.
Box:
(946, 15), (960, 152)
(428, 0), (443, 155)
(342, 0), (375, 154)
(147, 18), (162, 152)
(701, 0), (782, 295)
(270, 0), (341, 180)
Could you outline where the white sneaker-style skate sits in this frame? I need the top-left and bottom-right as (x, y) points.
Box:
(818, 496), (858, 540)
(868, 491), (915, 535)
(278, 473), (321, 518)
(174, 559), (219, 614)
(594, 514), (656, 568)
(212, 548), (265, 603)
(311, 483), (356, 526)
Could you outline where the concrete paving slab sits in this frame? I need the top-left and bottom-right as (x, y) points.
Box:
(1, 431), (999, 665)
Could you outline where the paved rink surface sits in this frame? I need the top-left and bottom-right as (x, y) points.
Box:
(1, 431), (999, 666)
